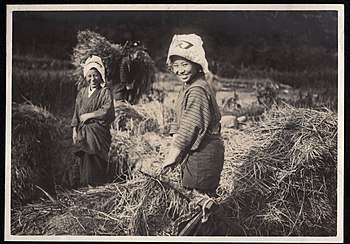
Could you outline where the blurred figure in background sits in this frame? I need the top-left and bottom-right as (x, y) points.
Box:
(113, 41), (150, 105)
(71, 55), (115, 187)
(161, 34), (224, 198)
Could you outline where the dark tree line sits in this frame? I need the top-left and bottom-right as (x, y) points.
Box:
(13, 11), (338, 75)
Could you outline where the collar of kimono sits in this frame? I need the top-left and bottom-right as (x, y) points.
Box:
(183, 71), (205, 89)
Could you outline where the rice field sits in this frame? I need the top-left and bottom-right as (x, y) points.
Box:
(9, 31), (338, 236)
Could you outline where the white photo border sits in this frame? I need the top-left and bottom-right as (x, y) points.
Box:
(5, 3), (345, 243)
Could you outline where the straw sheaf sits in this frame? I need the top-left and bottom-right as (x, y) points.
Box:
(113, 100), (175, 136)
(11, 175), (193, 236)
(220, 104), (337, 236)
(11, 103), (65, 206)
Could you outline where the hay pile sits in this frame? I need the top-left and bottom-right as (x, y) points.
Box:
(109, 100), (175, 182)
(11, 103), (338, 236)
(220, 104), (338, 236)
(11, 103), (65, 206)
(108, 97), (175, 180)
(71, 30), (156, 104)
(11, 101), (215, 236)
(11, 152), (194, 236)
(108, 129), (171, 182)
(113, 100), (175, 135)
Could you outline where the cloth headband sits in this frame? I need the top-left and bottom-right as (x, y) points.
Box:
(166, 34), (209, 74)
(83, 55), (106, 87)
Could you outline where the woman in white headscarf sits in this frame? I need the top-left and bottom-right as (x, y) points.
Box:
(71, 55), (115, 186)
(161, 34), (224, 197)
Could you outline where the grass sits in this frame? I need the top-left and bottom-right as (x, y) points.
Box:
(12, 67), (76, 116)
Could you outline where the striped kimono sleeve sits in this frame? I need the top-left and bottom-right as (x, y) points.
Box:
(172, 86), (211, 151)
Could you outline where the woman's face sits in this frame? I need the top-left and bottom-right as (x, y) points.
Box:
(86, 68), (102, 89)
(171, 56), (200, 83)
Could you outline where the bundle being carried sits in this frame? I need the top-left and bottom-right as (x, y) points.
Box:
(71, 29), (122, 91)
(220, 104), (338, 236)
(71, 30), (156, 104)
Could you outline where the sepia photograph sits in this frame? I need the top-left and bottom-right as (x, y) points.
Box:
(5, 4), (344, 242)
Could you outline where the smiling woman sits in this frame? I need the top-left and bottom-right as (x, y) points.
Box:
(161, 34), (224, 198)
(170, 56), (202, 83)
(71, 55), (115, 187)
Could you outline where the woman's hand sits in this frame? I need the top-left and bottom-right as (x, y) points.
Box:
(72, 127), (77, 145)
(80, 113), (94, 124)
(160, 146), (182, 175)
(161, 158), (177, 175)
(172, 133), (178, 142)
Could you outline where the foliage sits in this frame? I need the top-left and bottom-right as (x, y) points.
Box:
(13, 55), (73, 70)
(286, 88), (338, 112)
(13, 11), (337, 73)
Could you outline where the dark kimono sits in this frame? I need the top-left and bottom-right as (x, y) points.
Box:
(71, 86), (115, 186)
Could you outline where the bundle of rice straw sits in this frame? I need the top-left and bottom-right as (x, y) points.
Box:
(113, 100), (175, 136)
(108, 127), (172, 182)
(11, 102), (65, 206)
(11, 168), (199, 236)
(71, 30), (156, 104)
(108, 130), (142, 182)
(219, 104), (338, 236)
(71, 29), (122, 91)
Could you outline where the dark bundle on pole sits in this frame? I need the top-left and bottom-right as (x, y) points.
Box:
(11, 103), (65, 207)
(121, 41), (157, 104)
(221, 104), (338, 236)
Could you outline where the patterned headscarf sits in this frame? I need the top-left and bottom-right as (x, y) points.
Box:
(166, 34), (209, 74)
(83, 55), (106, 87)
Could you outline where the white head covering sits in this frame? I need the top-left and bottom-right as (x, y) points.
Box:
(166, 34), (209, 75)
(83, 55), (106, 87)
